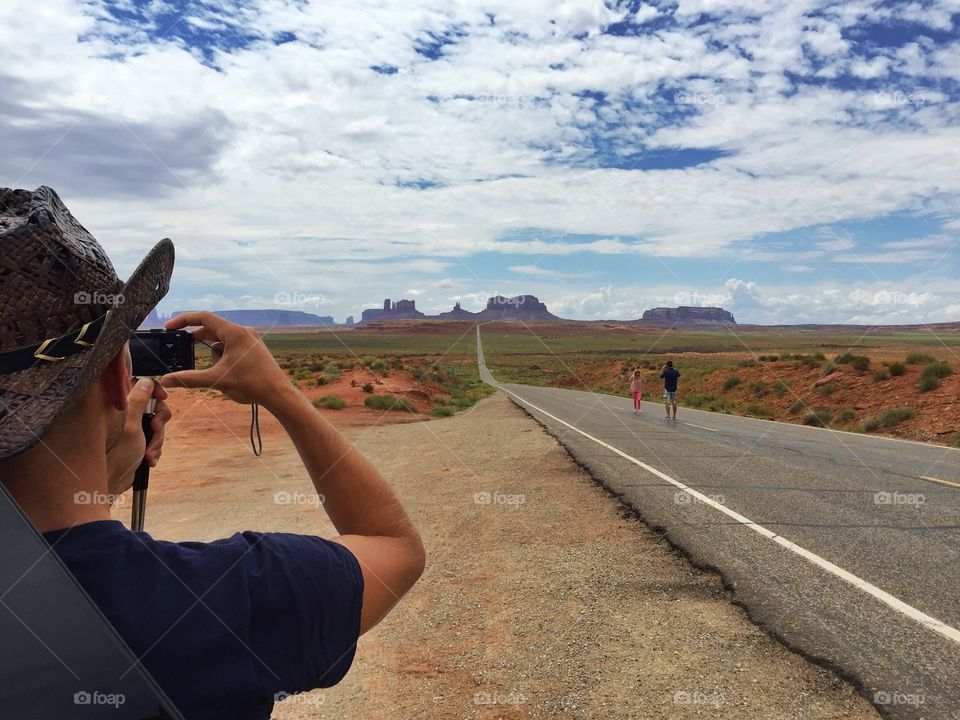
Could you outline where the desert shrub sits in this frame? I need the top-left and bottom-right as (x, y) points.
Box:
(684, 393), (715, 409)
(313, 395), (346, 410)
(362, 383), (375, 393)
(749, 380), (767, 398)
(758, 354), (779, 362)
(818, 381), (837, 396)
(922, 362), (952, 380)
(813, 352), (826, 360)
(737, 359), (758, 368)
(918, 376), (940, 392)
(370, 359), (390, 375)
(430, 406), (455, 417)
(835, 353), (870, 372)
(361, 355), (377, 366)
(788, 399), (807, 415)
(798, 355), (823, 368)
(905, 351), (936, 365)
(307, 361), (325, 372)
(364, 394), (414, 412)
(803, 410), (832, 427)
(743, 403), (774, 418)
(872, 370), (889, 382)
(819, 362), (837, 377)
(700, 397), (734, 413)
(324, 363), (341, 378)
(835, 407), (857, 424)
(350, 378), (358, 387)
(772, 379), (790, 397)
(949, 431), (960, 448)
(888, 361), (906, 376)
(293, 368), (312, 381)
(723, 375), (742, 391)
(861, 408), (914, 431)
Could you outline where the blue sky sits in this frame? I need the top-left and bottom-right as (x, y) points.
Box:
(2, 0), (959, 323)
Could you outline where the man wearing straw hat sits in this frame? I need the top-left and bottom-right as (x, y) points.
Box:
(0, 187), (425, 719)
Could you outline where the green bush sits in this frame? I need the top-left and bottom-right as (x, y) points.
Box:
(918, 376), (941, 393)
(819, 362), (837, 377)
(737, 359), (758, 368)
(921, 362), (952, 380)
(835, 408), (857, 424)
(818, 381), (837, 396)
(906, 351), (936, 365)
(743, 403), (774, 418)
(888, 362), (906, 377)
(798, 355), (823, 368)
(293, 368), (312, 381)
(362, 383), (375, 393)
(364, 394), (414, 412)
(835, 353), (870, 372)
(684, 393), (716, 409)
(788, 399), (806, 415)
(430, 406), (455, 417)
(803, 410), (832, 427)
(750, 381), (767, 398)
(872, 370), (889, 382)
(370, 359), (390, 375)
(723, 375), (742, 391)
(313, 395), (346, 410)
(860, 408), (914, 431)
(772, 379), (790, 397)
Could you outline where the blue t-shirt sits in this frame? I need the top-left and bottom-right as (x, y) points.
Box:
(42, 520), (363, 720)
(660, 367), (680, 392)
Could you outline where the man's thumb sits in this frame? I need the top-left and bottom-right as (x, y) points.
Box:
(128, 377), (155, 414)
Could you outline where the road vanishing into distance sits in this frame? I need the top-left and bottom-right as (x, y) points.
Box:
(477, 327), (960, 720)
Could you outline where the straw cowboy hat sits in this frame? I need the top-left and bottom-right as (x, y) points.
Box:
(0, 186), (174, 459)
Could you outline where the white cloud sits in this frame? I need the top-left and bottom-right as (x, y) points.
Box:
(2, 0), (958, 323)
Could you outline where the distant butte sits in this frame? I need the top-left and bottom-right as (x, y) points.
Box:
(641, 306), (736, 326)
(359, 295), (562, 324)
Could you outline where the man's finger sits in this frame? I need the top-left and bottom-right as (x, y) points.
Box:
(160, 368), (220, 390)
(165, 311), (229, 335)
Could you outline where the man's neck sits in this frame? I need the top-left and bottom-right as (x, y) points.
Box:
(2, 437), (112, 534)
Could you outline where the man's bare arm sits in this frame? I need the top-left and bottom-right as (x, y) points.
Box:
(161, 311), (425, 633)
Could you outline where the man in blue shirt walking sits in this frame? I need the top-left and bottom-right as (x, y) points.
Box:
(660, 360), (681, 421)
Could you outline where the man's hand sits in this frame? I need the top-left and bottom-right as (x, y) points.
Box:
(159, 311), (291, 408)
(106, 378), (171, 498)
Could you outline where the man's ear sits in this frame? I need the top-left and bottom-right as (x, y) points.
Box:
(101, 345), (132, 412)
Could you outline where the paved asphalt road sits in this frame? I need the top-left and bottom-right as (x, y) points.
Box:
(477, 327), (960, 720)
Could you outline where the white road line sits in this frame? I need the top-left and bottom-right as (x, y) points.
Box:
(495, 383), (960, 646)
(685, 422), (718, 432)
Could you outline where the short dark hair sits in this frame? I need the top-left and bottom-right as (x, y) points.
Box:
(665, 360), (673, 367)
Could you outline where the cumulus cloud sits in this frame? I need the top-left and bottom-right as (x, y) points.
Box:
(1, 0), (958, 323)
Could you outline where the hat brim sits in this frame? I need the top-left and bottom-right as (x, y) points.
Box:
(0, 239), (174, 460)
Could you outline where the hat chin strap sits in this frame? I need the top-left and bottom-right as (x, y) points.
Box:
(0, 312), (110, 374)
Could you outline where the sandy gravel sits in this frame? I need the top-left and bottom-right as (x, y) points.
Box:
(122, 390), (879, 719)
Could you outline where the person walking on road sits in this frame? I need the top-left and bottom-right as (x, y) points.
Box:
(660, 360), (680, 420)
(629, 369), (644, 414)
